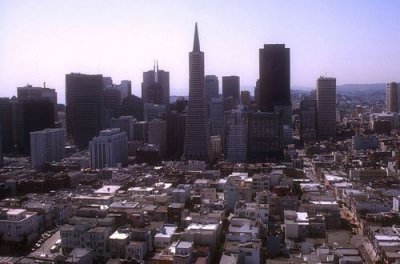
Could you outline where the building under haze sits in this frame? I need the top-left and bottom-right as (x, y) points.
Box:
(259, 44), (291, 127)
(222, 76), (240, 110)
(121, 94), (144, 121)
(17, 84), (58, 122)
(248, 111), (283, 161)
(183, 23), (211, 161)
(142, 63), (170, 106)
(30, 128), (65, 169)
(15, 98), (55, 154)
(89, 128), (128, 169)
(225, 106), (248, 162)
(386, 82), (399, 112)
(148, 118), (167, 157)
(300, 99), (317, 141)
(316, 77), (336, 139)
(205, 75), (219, 103)
(117, 80), (132, 100)
(0, 98), (13, 153)
(66, 73), (104, 148)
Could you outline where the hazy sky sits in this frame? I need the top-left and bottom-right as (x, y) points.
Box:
(1, 1), (399, 103)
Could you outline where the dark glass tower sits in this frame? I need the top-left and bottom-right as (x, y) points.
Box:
(142, 63), (170, 106)
(259, 44), (291, 112)
(66, 73), (104, 148)
(183, 23), (211, 161)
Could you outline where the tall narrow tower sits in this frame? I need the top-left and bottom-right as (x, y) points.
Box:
(183, 23), (211, 161)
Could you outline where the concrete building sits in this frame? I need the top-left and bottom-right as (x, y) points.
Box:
(183, 23), (211, 161)
(30, 128), (65, 169)
(247, 111), (283, 161)
(316, 77), (336, 139)
(0, 208), (40, 243)
(300, 99), (317, 141)
(148, 118), (167, 157)
(110, 116), (136, 141)
(225, 107), (248, 162)
(89, 128), (128, 169)
(386, 82), (399, 112)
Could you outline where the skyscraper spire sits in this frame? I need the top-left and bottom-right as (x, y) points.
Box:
(183, 22), (210, 162)
(193, 22), (200, 52)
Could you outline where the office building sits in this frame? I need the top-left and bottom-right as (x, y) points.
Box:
(254, 80), (260, 109)
(225, 107), (248, 162)
(386, 82), (399, 112)
(117, 80), (132, 100)
(241, 91), (251, 107)
(142, 62), (170, 106)
(110, 116), (136, 141)
(104, 88), (121, 117)
(0, 98), (13, 153)
(30, 128), (65, 169)
(210, 97), (224, 137)
(259, 44), (291, 128)
(316, 77), (336, 139)
(148, 118), (167, 157)
(248, 112), (283, 161)
(167, 111), (186, 160)
(205, 75), (219, 103)
(121, 94), (144, 121)
(89, 128), (128, 169)
(259, 44), (290, 111)
(222, 76), (240, 102)
(17, 84), (58, 121)
(300, 99), (317, 141)
(66, 73), (104, 148)
(132, 121), (148, 142)
(0, 127), (3, 166)
(183, 23), (211, 161)
(144, 103), (166, 121)
(14, 98), (55, 154)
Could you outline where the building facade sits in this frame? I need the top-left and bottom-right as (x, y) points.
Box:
(316, 77), (336, 139)
(386, 82), (399, 112)
(225, 107), (248, 162)
(183, 23), (211, 161)
(66, 73), (104, 148)
(30, 128), (65, 169)
(89, 128), (128, 169)
(205, 75), (219, 104)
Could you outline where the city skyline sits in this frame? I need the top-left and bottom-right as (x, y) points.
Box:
(1, 1), (400, 103)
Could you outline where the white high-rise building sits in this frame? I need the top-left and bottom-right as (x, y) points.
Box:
(89, 128), (128, 169)
(225, 107), (248, 162)
(316, 77), (336, 139)
(30, 128), (65, 169)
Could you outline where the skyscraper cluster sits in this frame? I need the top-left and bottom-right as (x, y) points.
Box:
(0, 23), (341, 169)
